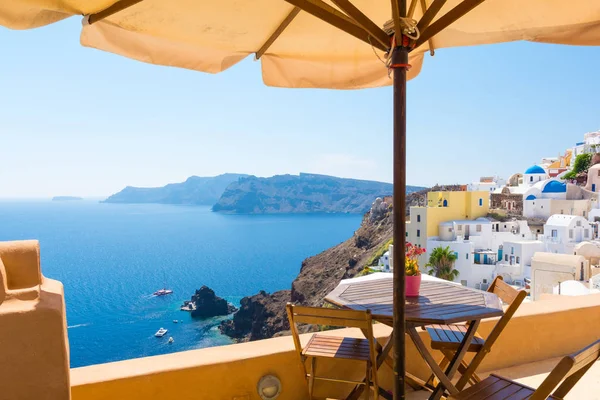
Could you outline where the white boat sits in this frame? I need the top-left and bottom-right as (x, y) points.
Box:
(155, 328), (168, 337)
(153, 272), (173, 296)
(173, 320), (178, 323)
(168, 337), (174, 344)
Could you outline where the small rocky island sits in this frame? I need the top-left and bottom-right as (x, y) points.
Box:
(185, 286), (237, 318)
(52, 196), (83, 201)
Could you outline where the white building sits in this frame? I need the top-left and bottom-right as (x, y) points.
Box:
(584, 131), (600, 153)
(523, 165), (548, 185)
(523, 179), (592, 219)
(493, 165), (548, 197)
(426, 218), (534, 289)
(542, 214), (594, 254)
(377, 251), (391, 272)
(467, 176), (506, 193)
(530, 252), (589, 300)
(495, 240), (545, 285)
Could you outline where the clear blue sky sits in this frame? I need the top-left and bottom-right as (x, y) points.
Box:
(0, 18), (598, 198)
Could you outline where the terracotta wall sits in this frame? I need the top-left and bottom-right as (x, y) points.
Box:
(71, 294), (600, 400)
(0, 240), (70, 400)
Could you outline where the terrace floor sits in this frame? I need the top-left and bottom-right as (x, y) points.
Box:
(401, 356), (600, 399)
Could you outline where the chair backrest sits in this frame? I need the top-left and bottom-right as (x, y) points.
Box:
(529, 339), (600, 399)
(483, 276), (527, 349)
(285, 303), (374, 358)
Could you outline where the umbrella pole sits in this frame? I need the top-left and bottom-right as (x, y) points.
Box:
(392, 45), (408, 400)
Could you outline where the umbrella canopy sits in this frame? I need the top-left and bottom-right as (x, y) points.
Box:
(2, 1), (600, 89)
(3, 1), (600, 398)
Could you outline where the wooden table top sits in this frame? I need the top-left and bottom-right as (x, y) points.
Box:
(325, 278), (504, 325)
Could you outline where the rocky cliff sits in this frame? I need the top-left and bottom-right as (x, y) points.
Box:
(218, 195), (398, 341)
(103, 173), (248, 205)
(213, 173), (425, 214)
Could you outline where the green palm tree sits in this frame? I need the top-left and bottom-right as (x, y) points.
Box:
(427, 246), (460, 282)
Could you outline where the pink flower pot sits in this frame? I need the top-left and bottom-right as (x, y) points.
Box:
(405, 274), (422, 297)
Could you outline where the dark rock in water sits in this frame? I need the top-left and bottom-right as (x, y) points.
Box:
(190, 286), (237, 318)
(219, 290), (290, 341)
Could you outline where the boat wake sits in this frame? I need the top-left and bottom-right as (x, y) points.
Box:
(68, 323), (91, 329)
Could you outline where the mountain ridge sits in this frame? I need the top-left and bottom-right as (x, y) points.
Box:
(102, 173), (249, 205)
(213, 172), (425, 214)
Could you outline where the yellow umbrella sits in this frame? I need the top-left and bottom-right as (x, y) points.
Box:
(3, 1), (600, 398)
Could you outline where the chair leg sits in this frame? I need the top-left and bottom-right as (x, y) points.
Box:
(364, 361), (371, 400)
(470, 372), (481, 384)
(427, 355), (450, 388)
(371, 360), (379, 400)
(308, 357), (316, 399)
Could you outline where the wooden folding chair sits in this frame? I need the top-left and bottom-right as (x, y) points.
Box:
(449, 338), (600, 399)
(286, 303), (379, 400)
(425, 276), (527, 390)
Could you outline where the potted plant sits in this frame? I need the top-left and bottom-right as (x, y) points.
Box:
(405, 242), (426, 297)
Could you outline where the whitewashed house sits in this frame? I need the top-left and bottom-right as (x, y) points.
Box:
(467, 176), (506, 193)
(426, 218), (534, 289)
(543, 214), (594, 254)
(495, 240), (545, 285)
(377, 251), (391, 272)
(523, 179), (592, 219)
(530, 252), (589, 300)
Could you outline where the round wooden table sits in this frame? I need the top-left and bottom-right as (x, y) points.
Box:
(325, 277), (504, 400)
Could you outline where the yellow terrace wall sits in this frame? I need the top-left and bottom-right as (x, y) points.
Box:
(71, 293), (600, 400)
(0, 240), (70, 400)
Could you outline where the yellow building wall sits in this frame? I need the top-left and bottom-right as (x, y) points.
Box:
(423, 191), (489, 238)
(407, 191), (489, 265)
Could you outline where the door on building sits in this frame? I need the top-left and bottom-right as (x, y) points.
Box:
(465, 224), (470, 238)
(593, 184), (596, 192)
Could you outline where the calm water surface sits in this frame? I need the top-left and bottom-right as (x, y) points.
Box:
(0, 200), (362, 367)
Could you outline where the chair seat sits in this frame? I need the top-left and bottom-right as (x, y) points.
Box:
(449, 374), (560, 399)
(426, 324), (485, 352)
(302, 334), (371, 361)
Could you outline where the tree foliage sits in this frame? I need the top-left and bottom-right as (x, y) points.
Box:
(427, 246), (460, 281)
(563, 153), (592, 180)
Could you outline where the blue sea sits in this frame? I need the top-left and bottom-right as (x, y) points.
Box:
(0, 200), (362, 367)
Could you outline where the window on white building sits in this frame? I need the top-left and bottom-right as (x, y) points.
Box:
(417, 215), (421, 222)
(552, 229), (558, 237)
(476, 225), (482, 232)
(516, 256), (520, 263)
(417, 230), (420, 237)
(461, 280), (467, 286)
(576, 220), (582, 227)
(457, 225), (462, 231)
(530, 176), (533, 182)
(569, 229), (574, 239)
(466, 253), (469, 260)
(561, 210), (564, 214)
(585, 229), (590, 238)
(505, 255), (508, 261)
(584, 211), (587, 217)
(448, 228), (452, 233)
(511, 247), (514, 254)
